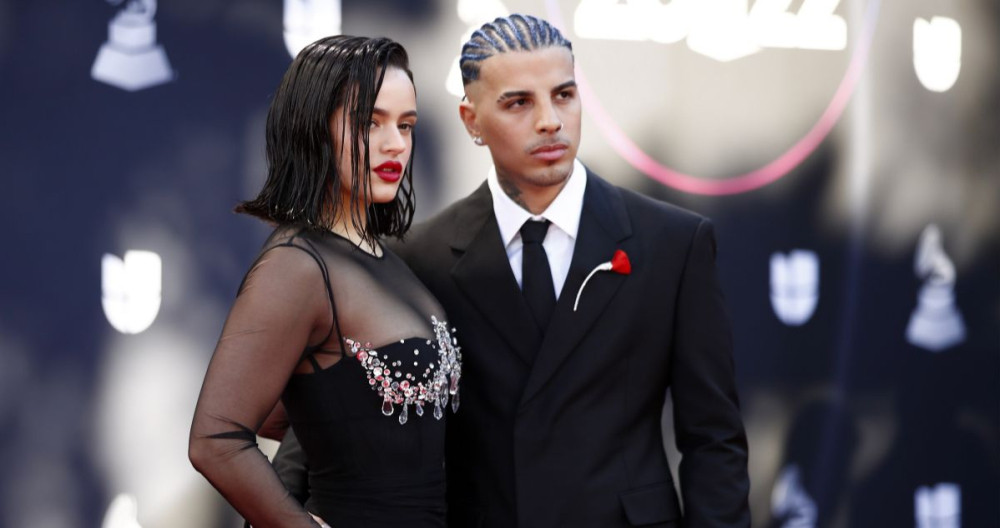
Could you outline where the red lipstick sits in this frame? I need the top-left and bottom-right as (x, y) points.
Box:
(373, 160), (403, 183)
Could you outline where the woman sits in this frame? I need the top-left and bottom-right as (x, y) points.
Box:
(189, 35), (460, 527)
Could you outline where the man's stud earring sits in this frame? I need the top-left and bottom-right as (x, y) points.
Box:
(473, 136), (485, 146)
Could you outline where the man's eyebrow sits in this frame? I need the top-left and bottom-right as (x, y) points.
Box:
(497, 90), (532, 103)
(372, 107), (418, 118)
(552, 80), (577, 93)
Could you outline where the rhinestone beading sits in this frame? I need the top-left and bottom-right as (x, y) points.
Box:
(344, 316), (462, 425)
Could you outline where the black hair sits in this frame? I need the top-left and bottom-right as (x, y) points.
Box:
(237, 35), (416, 246)
(459, 14), (573, 85)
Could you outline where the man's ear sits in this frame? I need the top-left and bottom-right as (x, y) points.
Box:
(458, 99), (479, 140)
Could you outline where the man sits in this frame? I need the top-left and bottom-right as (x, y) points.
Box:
(277, 14), (750, 527)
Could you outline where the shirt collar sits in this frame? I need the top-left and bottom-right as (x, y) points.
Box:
(487, 158), (587, 247)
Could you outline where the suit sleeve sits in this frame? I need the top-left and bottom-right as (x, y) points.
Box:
(272, 427), (311, 506)
(668, 219), (751, 527)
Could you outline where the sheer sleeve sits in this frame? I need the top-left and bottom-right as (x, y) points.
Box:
(189, 243), (333, 527)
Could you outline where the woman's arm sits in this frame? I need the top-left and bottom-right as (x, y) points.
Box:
(189, 245), (332, 527)
(259, 401), (291, 442)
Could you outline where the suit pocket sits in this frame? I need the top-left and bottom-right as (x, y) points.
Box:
(619, 482), (681, 526)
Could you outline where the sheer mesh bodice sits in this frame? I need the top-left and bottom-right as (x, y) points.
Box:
(190, 225), (460, 527)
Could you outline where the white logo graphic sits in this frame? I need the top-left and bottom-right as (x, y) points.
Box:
(573, 0), (846, 63)
(102, 494), (142, 528)
(915, 483), (961, 528)
(771, 465), (818, 528)
(102, 250), (162, 335)
(906, 224), (966, 352)
(685, 0), (761, 62)
(446, 0), (511, 97)
(770, 250), (819, 326)
(91, 0), (174, 91)
(283, 0), (342, 58)
(913, 17), (962, 93)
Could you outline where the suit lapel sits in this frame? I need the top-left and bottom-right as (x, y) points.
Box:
(450, 183), (542, 366)
(520, 173), (633, 406)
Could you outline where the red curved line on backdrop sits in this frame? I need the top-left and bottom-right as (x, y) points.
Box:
(544, 0), (881, 195)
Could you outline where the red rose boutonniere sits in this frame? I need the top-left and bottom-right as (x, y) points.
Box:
(573, 249), (632, 311)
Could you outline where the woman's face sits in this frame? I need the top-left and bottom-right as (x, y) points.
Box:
(330, 67), (417, 207)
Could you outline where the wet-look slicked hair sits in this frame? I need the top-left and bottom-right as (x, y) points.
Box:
(237, 35), (416, 245)
(459, 14), (573, 85)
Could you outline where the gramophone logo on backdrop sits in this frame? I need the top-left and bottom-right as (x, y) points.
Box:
(915, 483), (961, 528)
(770, 250), (819, 326)
(91, 0), (173, 91)
(906, 224), (965, 352)
(102, 250), (162, 335)
(283, 0), (342, 58)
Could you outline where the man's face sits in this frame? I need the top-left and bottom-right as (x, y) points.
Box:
(461, 46), (581, 191)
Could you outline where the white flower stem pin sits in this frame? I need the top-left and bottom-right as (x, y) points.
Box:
(573, 249), (631, 311)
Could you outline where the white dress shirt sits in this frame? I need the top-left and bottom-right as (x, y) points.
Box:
(487, 158), (587, 300)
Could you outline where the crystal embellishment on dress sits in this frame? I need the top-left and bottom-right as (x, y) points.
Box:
(345, 316), (462, 425)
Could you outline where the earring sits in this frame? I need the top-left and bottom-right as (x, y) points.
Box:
(473, 136), (485, 146)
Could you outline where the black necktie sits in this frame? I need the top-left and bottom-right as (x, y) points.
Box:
(520, 219), (556, 332)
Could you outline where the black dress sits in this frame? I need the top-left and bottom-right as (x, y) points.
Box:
(190, 225), (461, 527)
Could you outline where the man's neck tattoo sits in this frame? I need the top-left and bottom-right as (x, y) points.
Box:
(497, 174), (528, 210)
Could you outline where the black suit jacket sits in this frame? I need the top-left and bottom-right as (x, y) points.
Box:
(393, 170), (750, 527)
